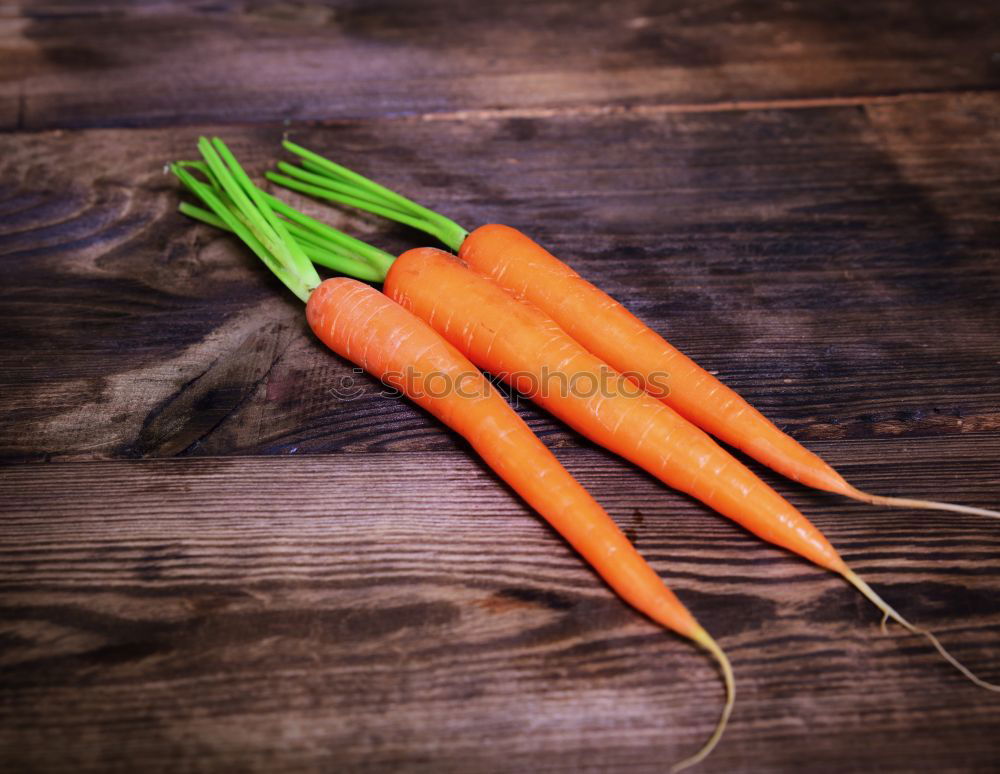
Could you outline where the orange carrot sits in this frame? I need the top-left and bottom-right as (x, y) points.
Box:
(307, 279), (697, 632)
(175, 137), (735, 773)
(460, 225), (1000, 519)
(313, 280), (734, 769)
(267, 144), (999, 521)
(385, 247), (1000, 692)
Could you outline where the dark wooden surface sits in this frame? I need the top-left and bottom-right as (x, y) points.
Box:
(2, 2), (999, 772)
(4, 0), (1000, 131)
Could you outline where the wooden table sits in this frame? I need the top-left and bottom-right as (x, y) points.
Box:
(2, 2), (999, 771)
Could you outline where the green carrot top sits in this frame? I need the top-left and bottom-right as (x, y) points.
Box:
(172, 137), (397, 298)
(266, 140), (469, 252)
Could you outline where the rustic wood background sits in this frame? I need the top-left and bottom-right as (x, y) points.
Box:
(2, 1), (999, 772)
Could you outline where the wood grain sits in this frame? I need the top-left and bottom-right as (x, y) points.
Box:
(2, 93), (999, 463)
(3, 3), (1000, 771)
(2, 0), (999, 131)
(2, 450), (999, 773)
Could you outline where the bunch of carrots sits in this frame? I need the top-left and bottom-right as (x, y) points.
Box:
(172, 137), (998, 771)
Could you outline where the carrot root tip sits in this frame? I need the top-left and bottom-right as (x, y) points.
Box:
(847, 488), (1000, 520)
(842, 568), (1000, 692)
(670, 628), (735, 774)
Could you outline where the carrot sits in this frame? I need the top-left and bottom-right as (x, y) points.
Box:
(174, 136), (735, 772)
(256, 152), (1000, 690)
(384, 247), (1000, 693)
(459, 224), (1000, 518)
(267, 142), (1000, 521)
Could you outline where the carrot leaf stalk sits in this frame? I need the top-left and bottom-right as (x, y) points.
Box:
(179, 201), (227, 230)
(268, 140), (468, 251)
(171, 138), (321, 302)
(173, 139), (393, 285)
(260, 190), (396, 277)
(179, 199), (385, 283)
(203, 138), (318, 296)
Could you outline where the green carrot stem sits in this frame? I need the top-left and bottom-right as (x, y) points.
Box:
(172, 163), (309, 301)
(180, 159), (392, 280)
(205, 138), (318, 288)
(175, 160), (220, 189)
(191, 143), (316, 301)
(268, 168), (466, 252)
(173, 140), (326, 301)
(274, 161), (405, 216)
(179, 201), (227, 230)
(289, 155), (468, 249)
(267, 171), (435, 238)
(282, 140), (428, 217)
(172, 139), (403, 289)
(221, 181), (386, 277)
(261, 190), (396, 276)
(278, 141), (469, 251)
(178, 201), (384, 283)
(196, 142), (284, 253)
(289, 230), (384, 282)
(187, 173), (289, 264)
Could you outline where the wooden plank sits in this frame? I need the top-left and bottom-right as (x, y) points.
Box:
(2, 0), (999, 131)
(1, 93), (999, 464)
(1, 451), (998, 773)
